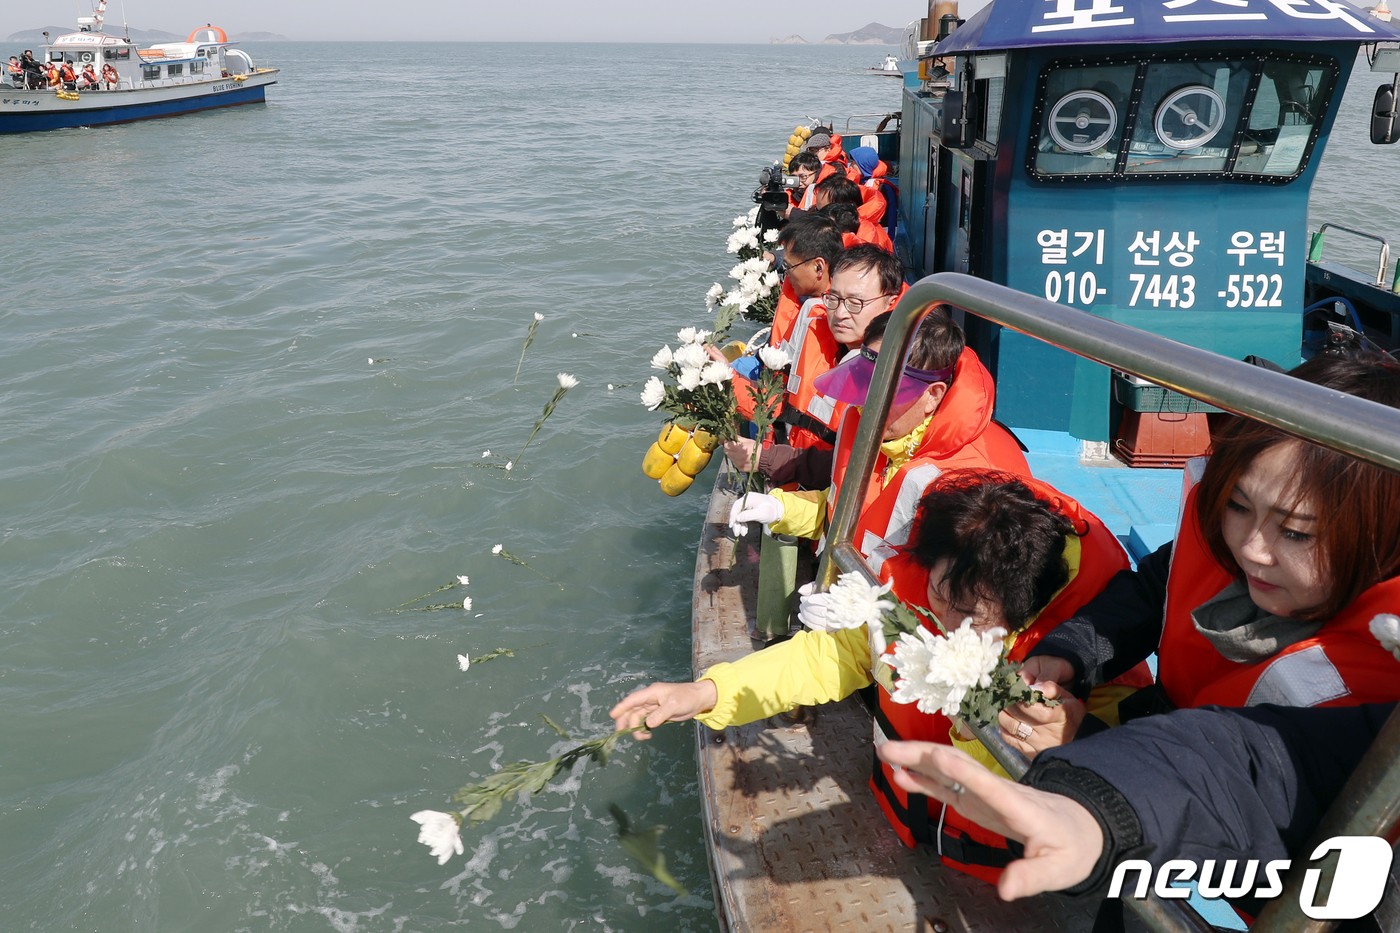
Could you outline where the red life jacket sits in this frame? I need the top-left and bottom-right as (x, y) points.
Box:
(829, 347), (1031, 574)
(856, 218), (893, 252)
(1158, 486), (1400, 709)
(857, 183), (886, 226)
(869, 477), (1135, 881)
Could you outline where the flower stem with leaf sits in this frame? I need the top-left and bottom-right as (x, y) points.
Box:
(513, 312), (544, 383)
(516, 373), (579, 466)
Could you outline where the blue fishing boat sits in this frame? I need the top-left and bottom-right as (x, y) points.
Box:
(693, 0), (1400, 929)
(1, 1), (277, 134)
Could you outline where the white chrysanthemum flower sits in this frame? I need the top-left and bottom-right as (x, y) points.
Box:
(883, 621), (1008, 717)
(410, 810), (464, 865)
(504, 461), (514, 471)
(457, 575), (470, 586)
(723, 289), (749, 310)
(673, 343), (709, 370)
(1370, 613), (1400, 662)
(677, 366), (703, 392)
(676, 326), (700, 345)
(640, 376), (666, 411)
(705, 283), (725, 309)
(758, 346), (792, 370)
(725, 230), (747, 254)
(557, 372), (579, 390)
(533, 312), (544, 322)
(692, 329), (713, 344)
(728, 263), (746, 281)
(492, 544), (503, 554)
(462, 596), (473, 611)
(607, 383), (615, 391)
(699, 360), (732, 386)
(458, 653), (471, 670)
(481, 450), (491, 458)
(762, 270), (780, 289)
(650, 345), (674, 370)
(747, 205), (760, 223)
(367, 357), (375, 365)
(820, 572), (896, 631)
(764, 228), (779, 243)
(732, 214), (749, 228)
(742, 257), (769, 274)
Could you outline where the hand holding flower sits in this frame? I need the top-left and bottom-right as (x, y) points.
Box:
(609, 681), (718, 739)
(997, 681), (1084, 758)
(1017, 655), (1076, 689)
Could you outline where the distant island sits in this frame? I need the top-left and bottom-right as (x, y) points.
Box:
(772, 21), (907, 45)
(5, 26), (288, 43)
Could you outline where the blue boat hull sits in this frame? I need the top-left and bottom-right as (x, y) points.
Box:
(0, 83), (270, 134)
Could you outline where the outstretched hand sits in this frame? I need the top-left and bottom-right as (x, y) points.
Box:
(877, 740), (1103, 901)
(609, 680), (718, 740)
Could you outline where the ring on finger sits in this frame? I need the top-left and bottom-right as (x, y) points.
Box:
(947, 781), (965, 795)
(1015, 720), (1034, 741)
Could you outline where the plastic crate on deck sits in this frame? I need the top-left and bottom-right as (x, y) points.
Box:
(1112, 371), (1223, 414)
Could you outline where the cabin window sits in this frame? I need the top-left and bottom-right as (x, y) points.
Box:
(1034, 63), (1136, 175)
(142, 64), (160, 80)
(191, 60), (205, 74)
(1029, 52), (1337, 183)
(1237, 61), (1331, 177)
(1123, 60), (1249, 174)
(105, 48), (130, 60)
(976, 77), (1005, 147)
(167, 63), (184, 76)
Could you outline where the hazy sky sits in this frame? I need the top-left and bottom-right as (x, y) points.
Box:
(9, 1), (950, 43)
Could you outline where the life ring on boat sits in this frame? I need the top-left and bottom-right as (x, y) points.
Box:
(187, 25), (229, 44)
(79, 51), (94, 63)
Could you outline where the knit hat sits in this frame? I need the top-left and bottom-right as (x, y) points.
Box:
(804, 132), (832, 151)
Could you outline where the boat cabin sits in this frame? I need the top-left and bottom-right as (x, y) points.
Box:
(43, 25), (252, 92)
(897, 0), (1400, 444)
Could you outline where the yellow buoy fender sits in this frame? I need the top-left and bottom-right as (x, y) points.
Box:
(657, 423), (691, 455)
(642, 442), (675, 480)
(676, 438), (713, 477)
(659, 463), (695, 496)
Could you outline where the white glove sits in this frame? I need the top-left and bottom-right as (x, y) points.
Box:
(728, 492), (784, 536)
(796, 581), (836, 631)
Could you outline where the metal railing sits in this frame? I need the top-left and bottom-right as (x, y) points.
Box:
(818, 271), (1400, 933)
(1308, 222), (1392, 288)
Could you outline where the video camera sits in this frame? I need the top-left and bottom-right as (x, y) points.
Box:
(751, 164), (799, 236)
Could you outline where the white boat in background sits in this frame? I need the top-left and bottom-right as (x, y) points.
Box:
(1, 1), (277, 134)
(868, 53), (902, 76)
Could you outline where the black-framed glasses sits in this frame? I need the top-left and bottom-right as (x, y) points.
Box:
(823, 291), (894, 313)
(785, 255), (820, 273)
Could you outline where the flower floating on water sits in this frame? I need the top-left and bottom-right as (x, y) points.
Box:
(457, 653), (471, 671)
(504, 461), (514, 472)
(513, 312), (545, 383)
(410, 810), (465, 866)
(462, 596), (473, 611)
(391, 575), (474, 613)
(491, 543), (562, 589)
(411, 724), (653, 866)
(481, 450), (491, 459)
(1370, 613), (1400, 662)
(515, 374), (579, 467)
(368, 357), (375, 365)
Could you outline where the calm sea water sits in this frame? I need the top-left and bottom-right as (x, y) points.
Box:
(0, 40), (1392, 932)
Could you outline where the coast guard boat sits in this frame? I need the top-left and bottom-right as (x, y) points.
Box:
(0, 1), (277, 134)
(691, 0), (1400, 930)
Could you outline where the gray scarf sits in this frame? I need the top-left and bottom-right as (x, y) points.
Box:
(1190, 580), (1321, 663)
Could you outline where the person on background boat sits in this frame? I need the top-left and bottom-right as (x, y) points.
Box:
(45, 61), (62, 88)
(611, 471), (1142, 882)
(77, 63), (99, 90)
(58, 60), (78, 90)
(7, 56), (22, 87)
(20, 50), (43, 89)
(1001, 354), (1400, 757)
(809, 174), (892, 251)
(879, 700), (1396, 911)
(101, 62), (119, 89)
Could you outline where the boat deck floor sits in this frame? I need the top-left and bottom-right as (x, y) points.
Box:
(691, 463), (1105, 932)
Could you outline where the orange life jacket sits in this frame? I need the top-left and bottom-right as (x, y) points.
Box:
(47, 67), (61, 87)
(102, 64), (118, 84)
(731, 298), (846, 451)
(869, 477), (1138, 881)
(856, 218), (893, 252)
(6, 60), (21, 76)
(829, 347), (1032, 573)
(1158, 486), (1400, 709)
(857, 183), (886, 225)
(769, 279), (803, 350)
(59, 63), (76, 82)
